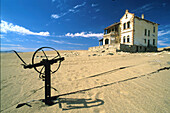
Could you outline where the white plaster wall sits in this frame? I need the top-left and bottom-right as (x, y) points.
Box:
(120, 11), (134, 45)
(134, 18), (158, 46)
(121, 32), (133, 45)
(120, 12), (134, 33)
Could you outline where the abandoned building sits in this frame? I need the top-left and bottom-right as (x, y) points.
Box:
(89, 10), (159, 52)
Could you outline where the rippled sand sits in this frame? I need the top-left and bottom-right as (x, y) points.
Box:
(1, 50), (170, 113)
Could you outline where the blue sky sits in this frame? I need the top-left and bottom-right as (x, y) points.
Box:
(1, 0), (170, 52)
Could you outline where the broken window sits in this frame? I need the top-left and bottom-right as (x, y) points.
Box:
(144, 39), (146, 43)
(153, 26), (155, 33)
(145, 29), (147, 36)
(153, 39), (155, 45)
(127, 35), (130, 42)
(107, 29), (111, 34)
(123, 36), (126, 43)
(148, 30), (150, 36)
(126, 14), (128, 18)
(127, 21), (130, 28)
(123, 23), (126, 29)
(115, 26), (118, 32)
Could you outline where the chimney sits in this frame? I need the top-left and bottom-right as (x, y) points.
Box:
(125, 9), (129, 13)
(141, 14), (144, 19)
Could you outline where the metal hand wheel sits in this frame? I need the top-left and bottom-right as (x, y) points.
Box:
(32, 47), (61, 79)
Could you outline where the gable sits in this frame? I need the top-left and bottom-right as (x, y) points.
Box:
(120, 10), (134, 23)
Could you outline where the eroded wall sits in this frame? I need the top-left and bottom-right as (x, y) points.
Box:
(134, 18), (158, 47)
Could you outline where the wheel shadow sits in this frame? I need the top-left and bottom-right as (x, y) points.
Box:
(52, 98), (104, 111)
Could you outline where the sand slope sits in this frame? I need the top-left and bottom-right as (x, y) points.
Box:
(1, 50), (170, 113)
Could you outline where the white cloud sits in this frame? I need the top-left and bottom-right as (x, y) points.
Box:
(1, 46), (36, 51)
(132, 3), (153, 13)
(51, 14), (60, 19)
(162, 3), (166, 7)
(158, 40), (170, 46)
(0, 44), (21, 47)
(1, 20), (50, 36)
(0, 34), (5, 38)
(91, 4), (98, 7)
(51, 2), (86, 19)
(51, 40), (85, 46)
(158, 30), (170, 36)
(65, 32), (103, 38)
(95, 9), (100, 12)
(74, 2), (86, 9)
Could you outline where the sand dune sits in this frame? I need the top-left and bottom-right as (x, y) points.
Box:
(1, 50), (170, 113)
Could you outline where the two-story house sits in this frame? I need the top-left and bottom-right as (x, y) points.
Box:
(99, 10), (159, 52)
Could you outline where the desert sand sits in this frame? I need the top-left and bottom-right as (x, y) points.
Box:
(1, 49), (170, 113)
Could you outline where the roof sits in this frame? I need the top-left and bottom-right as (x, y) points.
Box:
(99, 38), (103, 41)
(104, 22), (120, 30)
(135, 16), (160, 25)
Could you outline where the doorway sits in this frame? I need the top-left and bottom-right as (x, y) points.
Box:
(105, 39), (109, 45)
(148, 40), (150, 47)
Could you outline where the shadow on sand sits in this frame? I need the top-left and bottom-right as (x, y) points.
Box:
(52, 98), (104, 110)
(16, 97), (104, 111)
(16, 66), (169, 110)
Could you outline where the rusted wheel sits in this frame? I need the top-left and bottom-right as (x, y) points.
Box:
(32, 47), (61, 79)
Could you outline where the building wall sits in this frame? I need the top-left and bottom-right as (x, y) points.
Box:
(120, 44), (157, 52)
(103, 24), (121, 45)
(120, 10), (134, 45)
(97, 10), (159, 52)
(134, 17), (158, 47)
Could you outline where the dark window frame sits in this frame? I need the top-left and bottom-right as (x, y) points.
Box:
(123, 23), (126, 30)
(126, 14), (128, 18)
(148, 30), (150, 36)
(127, 21), (130, 28)
(145, 29), (147, 36)
(153, 26), (155, 33)
(127, 35), (130, 43)
(144, 39), (146, 43)
(123, 36), (126, 43)
(153, 39), (155, 45)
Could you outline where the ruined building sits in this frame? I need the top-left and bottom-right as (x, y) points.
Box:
(89, 10), (159, 52)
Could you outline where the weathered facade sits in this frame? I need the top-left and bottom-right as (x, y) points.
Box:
(89, 10), (159, 52)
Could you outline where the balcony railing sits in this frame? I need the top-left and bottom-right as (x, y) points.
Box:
(104, 31), (118, 36)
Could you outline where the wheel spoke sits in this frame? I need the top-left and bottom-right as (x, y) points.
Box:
(32, 47), (62, 75)
(42, 50), (48, 60)
(39, 66), (45, 78)
(52, 55), (59, 60)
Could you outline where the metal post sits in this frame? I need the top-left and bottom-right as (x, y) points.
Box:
(44, 60), (51, 105)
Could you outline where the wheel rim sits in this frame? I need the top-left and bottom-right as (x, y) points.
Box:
(32, 47), (61, 75)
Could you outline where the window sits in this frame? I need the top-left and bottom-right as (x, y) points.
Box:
(153, 39), (155, 45)
(123, 36), (126, 43)
(126, 14), (128, 18)
(115, 26), (118, 31)
(107, 29), (111, 34)
(105, 39), (109, 44)
(148, 40), (150, 47)
(153, 26), (155, 33)
(127, 35), (130, 42)
(127, 21), (130, 28)
(144, 39), (146, 43)
(123, 23), (126, 29)
(148, 30), (150, 36)
(104, 30), (106, 34)
(144, 29), (147, 36)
